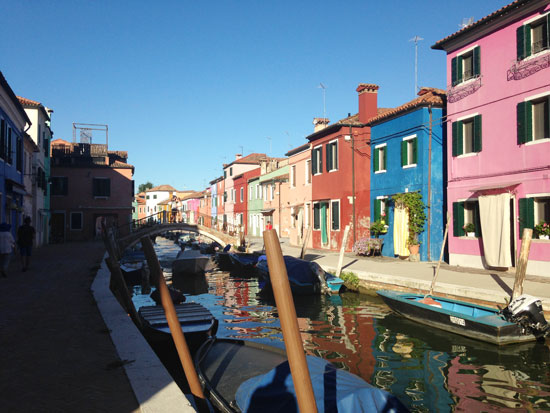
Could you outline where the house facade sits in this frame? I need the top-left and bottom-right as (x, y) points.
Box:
(247, 176), (264, 237)
(285, 143), (313, 248)
(144, 184), (177, 222)
(210, 176), (222, 228)
(50, 139), (134, 242)
(0, 72), (30, 238)
(258, 162), (289, 237)
(433, 0), (550, 276)
(307, 83), (380, 251)
(368, 87), (446, 261)
(233, 167), (260, 235)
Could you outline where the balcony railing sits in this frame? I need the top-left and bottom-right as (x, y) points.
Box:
(447, 75), (482, 103)
(507, 51), (550, 81)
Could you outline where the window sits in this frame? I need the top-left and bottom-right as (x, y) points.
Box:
(230, 167), (233, 176)
(401, 136), (418, 167)
(517, 15), (550, 60)
(70, 212), (83, 230)
(452, 116), (482, 155)
(311, 146), (322, 175)
(290, 165), (296, 187)
(373, 198), (389, 222)
(313, 203), (320, 230)
(517, 96), (550, 144)
(373, 144), (387, 173)
(7, 127), (12, 164)
(249, 186), (253, 200)
(0, 119), (5, 160)
(519, 196), (550, 234)
(146, 195), (150, 199)
(240, 187), (244, 202)
(93, 178), (110, 197)
(153, 194), (157, 199)
(16, 136), (22, 172)
(331, 200), (340, 231)
(305, 160), (312, 184)
(51, 177), (68, 196)
(270, 184), (275, 201)
(326, 140), (338, 172)
(451, 46), (480, 86)
(453, 200), (481, 237)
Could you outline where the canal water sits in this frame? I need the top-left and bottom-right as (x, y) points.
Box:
(152, 237), (550, 412)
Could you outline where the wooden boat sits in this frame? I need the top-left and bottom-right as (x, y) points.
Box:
(119, 262), (144, 286)
(172, 249), (213, 276)
(138, 302), (218, 352)
(256, 255), (344, 295)
(194, 337), (407, 413)
(377, 290), (549, 345)
(228, 252), (261, 274)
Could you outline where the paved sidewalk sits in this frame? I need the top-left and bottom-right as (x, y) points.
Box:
(247, 236), (550, 313)
(0, 241), (140, 412)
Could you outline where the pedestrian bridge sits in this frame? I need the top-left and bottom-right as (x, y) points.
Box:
(116, 221), (240, 252)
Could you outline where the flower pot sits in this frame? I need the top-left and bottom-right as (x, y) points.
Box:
(409, 244), (420, 255)
(467, 232), (475, 237)
(539, 235), (550, 240)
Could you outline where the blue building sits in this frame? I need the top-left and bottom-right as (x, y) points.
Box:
(368, 87), (446, 261)
(0, 72), (31, 237)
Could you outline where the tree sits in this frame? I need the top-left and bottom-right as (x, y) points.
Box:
(138, 182), (154, 193)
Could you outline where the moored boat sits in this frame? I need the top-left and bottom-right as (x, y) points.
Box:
(194, 337), (408, 413)
(228, 252), (261, 274)
(377, 290), (549, 345)
(172, 249), (212, 276)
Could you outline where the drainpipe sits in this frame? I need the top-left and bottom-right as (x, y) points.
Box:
(427, 105), (432, 261)
(350, 124), (356, 246)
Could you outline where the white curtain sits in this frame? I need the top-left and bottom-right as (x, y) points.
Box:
(479, 193), (512, 268)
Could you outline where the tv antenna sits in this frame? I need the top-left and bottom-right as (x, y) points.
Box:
(459, 17), (474, 29)
(266, 137), (272, 154)
(409, 36), (423, 96)
(318, 82), (327, 120)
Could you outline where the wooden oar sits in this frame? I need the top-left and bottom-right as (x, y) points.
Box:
(420, 213), (450, 305)
(263, 229), (317, 413)
(140, 236), (208, 412)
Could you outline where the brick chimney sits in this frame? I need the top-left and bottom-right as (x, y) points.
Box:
(313, 117), (330, 132)
(356, 83), (379, 123)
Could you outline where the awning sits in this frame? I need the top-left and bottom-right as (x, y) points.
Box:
(5, 179), (27, 195)
(261, 208), (275, 215)
(468, 181), (520, 192)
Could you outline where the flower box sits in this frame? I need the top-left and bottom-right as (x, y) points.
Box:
(539, 235), (549, 240)
(467, 232), (475, 237)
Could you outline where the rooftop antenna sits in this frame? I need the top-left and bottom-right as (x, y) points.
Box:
(239, 145), (244, 155)
(459, 17), (474, 29)
(409, 36), (424, 96)
(318, 82), (327, 120)
(266, 137), (272, 154)
(285, 131), (291, 149)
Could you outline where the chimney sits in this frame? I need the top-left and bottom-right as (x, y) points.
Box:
(356, 83), (379, 123)
(313, 117), (330, 132)
(235, 154), (242, 160)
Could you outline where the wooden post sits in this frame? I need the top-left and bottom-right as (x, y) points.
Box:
(426, 213), (450, 297)
(263, 229), (317, 413)
(140, 236), (207, 409)
(299, 226), (312, 259)
(335, 225), (351, 277)
(512, 228), (533, 300)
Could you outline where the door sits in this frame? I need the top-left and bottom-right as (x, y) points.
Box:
(320, 202), (328, 245)
(51, 212), (65, 243)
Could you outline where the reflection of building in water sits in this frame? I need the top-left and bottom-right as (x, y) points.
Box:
(372, 318), (454, 411)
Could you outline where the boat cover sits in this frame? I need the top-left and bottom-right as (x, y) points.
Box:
(258, 255), (318, 286)
(235, 355), (407, 412)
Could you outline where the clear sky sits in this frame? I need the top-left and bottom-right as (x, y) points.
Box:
(1, 0), (510, 192)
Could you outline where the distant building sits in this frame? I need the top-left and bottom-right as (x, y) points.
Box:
(258, 158), (289, 237)
(144, 184), (178, 222)
(50, 139), (134, 242)
(234, 167), (260, 236)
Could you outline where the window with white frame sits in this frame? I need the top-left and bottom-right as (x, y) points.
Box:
(517, 95), (550, 144)
(326, 140), (338, 172)
(290, 165), (296, 187)
(401, 136), (418, 167)
(70, 212), (83, 230)
(373, 197), (389, 223)
(451, 46), (480, 86)
(305, 160), (312, 184)
(519, 196), (550, 235)
(311, 146), (322, 175)
(331, 200), (340, 231)
(270, 184), (275, 200)
(240, 187), (244, 202)
(452, 116), (482, 155)
(517, 14), (550, 60)
(373, 144), (387, 173)
(453, 200), (481, 237)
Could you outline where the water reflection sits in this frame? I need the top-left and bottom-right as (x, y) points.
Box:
(152, 236), (550, 412)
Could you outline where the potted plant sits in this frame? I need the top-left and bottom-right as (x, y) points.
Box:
(370, 219), (387, 238)
(534, 222), (550, 240)
(392, 191), (426, 256)
(463, 222), (476, 237)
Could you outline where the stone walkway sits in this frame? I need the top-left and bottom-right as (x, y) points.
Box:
(0, 241), (140, 412)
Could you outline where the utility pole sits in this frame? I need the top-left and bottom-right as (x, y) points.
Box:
(409, 36), (423, 96)
(318, 83), (327, 120)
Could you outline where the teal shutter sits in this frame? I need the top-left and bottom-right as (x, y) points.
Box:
(473, 46), (480, 77)
(451, 57), (457, 85)
(474, 202), (482, 237)
(453, 202), (465, 237)
(457, 55), (463, 84)
(373, 147), (379, 172)
(517, 25), (525, 60)
(412, 138), (418, 164)
(374, 199), (381, 222)
(519, 198), (535, 235)
(401, 140), (406, 166)
(473, 115), (482, 153)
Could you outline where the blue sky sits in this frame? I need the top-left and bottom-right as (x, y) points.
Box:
(1, 0), (510, 191)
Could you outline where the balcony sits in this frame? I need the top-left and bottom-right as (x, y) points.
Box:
(447, 75), (482, 103)
(507, 50), (550, 81)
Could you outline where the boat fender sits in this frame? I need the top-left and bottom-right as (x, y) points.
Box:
(501, 294), (549, 340)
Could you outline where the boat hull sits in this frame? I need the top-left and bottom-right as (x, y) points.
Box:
(377, 290), (536, 345)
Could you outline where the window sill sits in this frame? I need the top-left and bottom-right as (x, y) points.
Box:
(374, 170), (386, 174)
(457, 152), (479, 158)
(459, 235), (479, 239)
(402, 164), (417, 169)
(453, 75), (480, 88)
(328, 169), (338, 173)
(525, 138), (550, 146)
(521, 48), (550, 63)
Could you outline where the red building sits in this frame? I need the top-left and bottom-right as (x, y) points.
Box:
(307, 83), (382, 251)
(233, 167), (260, 235)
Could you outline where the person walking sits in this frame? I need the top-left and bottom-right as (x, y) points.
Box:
(17, 216), (35, 272)
(0, 223), (15, 277)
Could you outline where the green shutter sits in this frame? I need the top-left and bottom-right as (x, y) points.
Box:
(517, 102), (526, 144)
(373, 147), (379, 172)
(517, 101), (533, 144)
(452, 121), (458, 156)
(474, 202), (482, 237)
(519, 198), (535, 235)
(412, 138), (418, 164)
(374, 199), (381, 222)
(401, 140), (406, 166)
(313, 203), (320, 229)
(318, 147), (323, 173)
(326, 143), (331, 172)
(473, 115), (482, 152)
(334, 142), (338, 169)
(455, 121), (464, 156)
(457, 55), (463, 84)
(525, 24), (532, 57)
(312, 149), (317, 174)
(451, 57), (457, 85)
(473, 46), (480, 77)
(517, 26), (525, 60)
(547, 15), (550, 50)
(453, 202), (465, 237)
(332, 201), (339, 231)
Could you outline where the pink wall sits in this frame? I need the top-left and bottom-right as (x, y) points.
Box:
(286, 147), (313, 247)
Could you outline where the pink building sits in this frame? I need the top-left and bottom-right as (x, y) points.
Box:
(433, 0), (550, 276)
(285, 143), (313, 248)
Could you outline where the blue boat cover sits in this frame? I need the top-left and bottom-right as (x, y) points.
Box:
(235, 355), (408, 412)
(258, 255), (318, 286)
